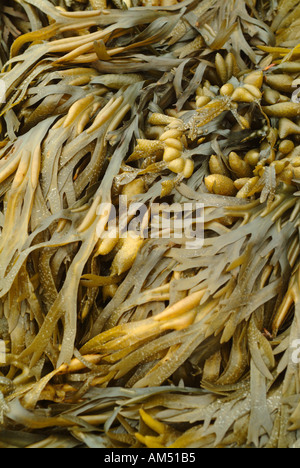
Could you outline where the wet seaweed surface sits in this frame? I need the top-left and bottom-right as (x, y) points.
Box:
(0, 0), (300, 448)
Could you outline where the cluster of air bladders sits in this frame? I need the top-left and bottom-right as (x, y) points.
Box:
(129, 52), (300, 206)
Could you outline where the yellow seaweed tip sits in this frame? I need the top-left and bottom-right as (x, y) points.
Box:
(205, 174), (237, 196)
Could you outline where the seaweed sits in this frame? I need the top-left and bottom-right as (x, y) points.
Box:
(0, 0), (300, 449)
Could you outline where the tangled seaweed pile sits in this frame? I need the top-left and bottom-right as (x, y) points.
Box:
(0, 0), (300, 448)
